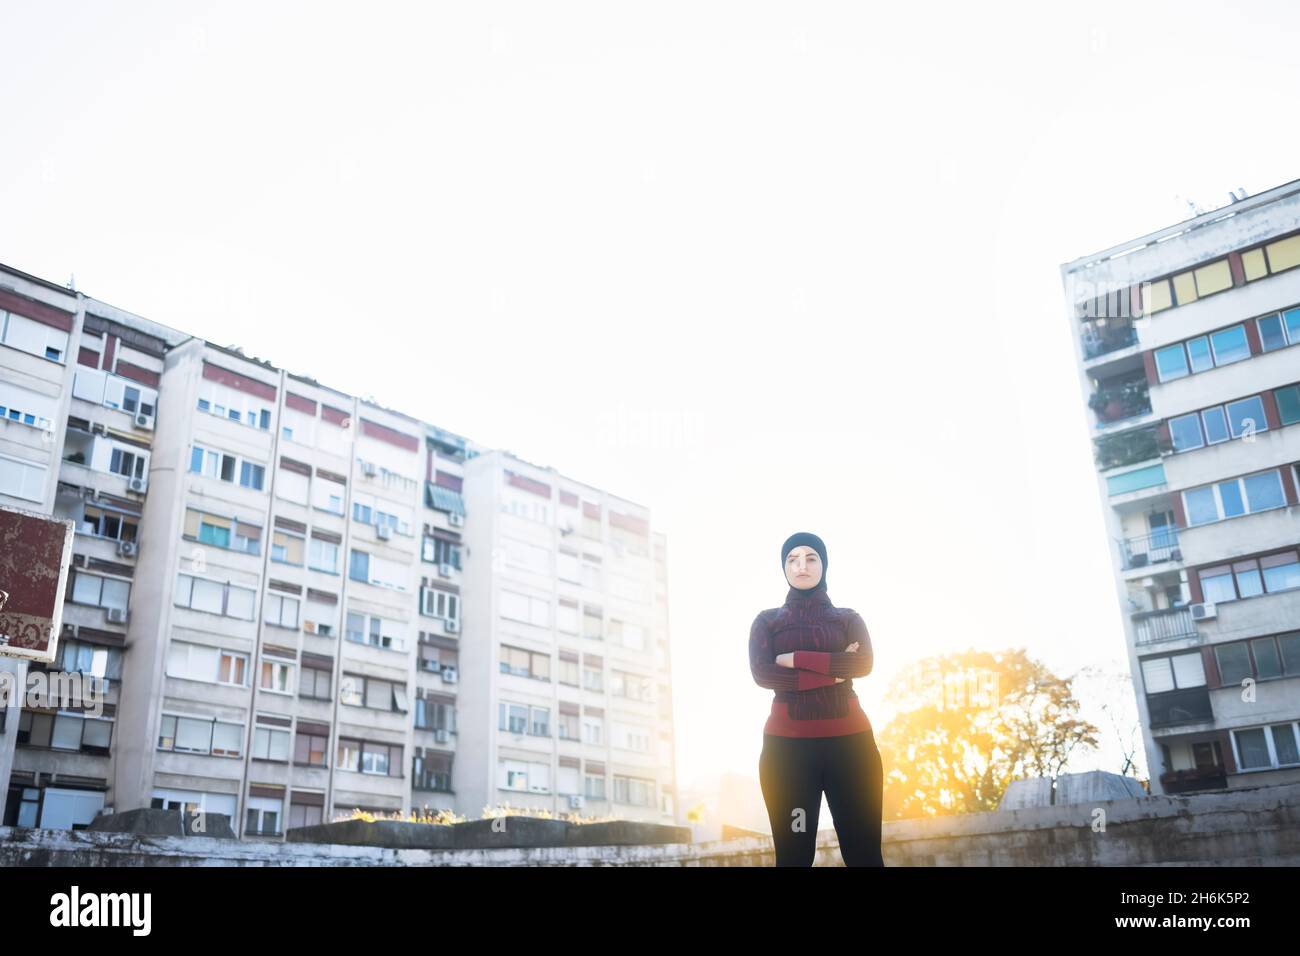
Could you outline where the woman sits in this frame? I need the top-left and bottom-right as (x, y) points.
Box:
(749, 531), (885, 867)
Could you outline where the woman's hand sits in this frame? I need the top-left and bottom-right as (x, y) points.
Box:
(846, 642), (860, 653)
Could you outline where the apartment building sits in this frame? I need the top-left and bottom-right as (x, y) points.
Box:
(1062, 178), (1300, 796)
(459, 449), (678, 821)
(0, 259), (675, 832)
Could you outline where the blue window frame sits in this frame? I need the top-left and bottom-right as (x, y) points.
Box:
(349, 549), (369, 582)
(1226, 397), (1267, 439)
(1186, 336), (1213, 372)
(1155, 345), (1188, 381)
(1209, 325), (1250, 365)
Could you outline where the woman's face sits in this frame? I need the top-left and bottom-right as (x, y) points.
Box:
(784, 545), (823, 589)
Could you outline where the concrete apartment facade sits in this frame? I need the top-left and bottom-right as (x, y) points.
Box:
(0, 260), (676, 833)
(1062, 178), (1300, 796)
(457, 449), (677, 819)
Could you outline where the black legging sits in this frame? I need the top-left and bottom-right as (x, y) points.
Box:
(758, 728), (885, 866)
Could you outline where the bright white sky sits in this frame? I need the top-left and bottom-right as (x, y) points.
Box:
(3, 1), (1298, 798)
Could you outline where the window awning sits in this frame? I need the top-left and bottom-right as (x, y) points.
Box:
(426, 482), (466, 515)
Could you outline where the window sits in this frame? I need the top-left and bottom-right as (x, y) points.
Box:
(260, 657), (295, 695)
(1140, 652), (1206, 694)
(17, 710), (114, 754)
(71, 571), (130, 611)
(1215, 632), (1300, 685)
(294, 729), (328, 767)
(275, 469), (310, 505)
(1257, 307), (1300, 352)
(195, 381), (272, 431)
(174, 573), (256, 620)
(613, 775), (656, 807)
(347, 549), (407, 590)
(345, 612), (407, 652)
(1169, 396), (1267, 452)
(419, 586), (460, 624)
(311, 478), (345, 514)
(421, 536), (462, 568)
(1183, 470), (1286, 526)
(611, 669), (654, 701)
(0, 453), (48, 502)
(271, 530), (305, 565)
(338, 675), (408, 714)
(1232, 723), (1300, 771)
(299, 667), (332, 701)
(183, 508), (262, 555)
(240, 461), (265, 490)
(1199, 551), (1300, 603)
(583, 605), (603, 640)
(497, 702), (548, 736)
(500, 589), (550, 627)
(1276, 384), (1300, 426)
(189, 444), (266, 491)
(55, 639), (124, 683)
(352, 492), (413, 535)
(264, 593), (299, 628)
(1154, 324), (1248, 382)
(167, 640), (248, 684)
(308, 537), (339, 573)
(252, 722), (291, 761)
(337, 739), (402, 776)
(108, 446), (147, 480)
(157, 714), (243, 756)
(349, 549), (368, 581)
(499, 644), (551, 680)
(0, 309), (69, 363)
(0, 381), (57, 429)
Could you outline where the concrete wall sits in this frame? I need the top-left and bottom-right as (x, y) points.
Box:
(5, 782), (1297, 866)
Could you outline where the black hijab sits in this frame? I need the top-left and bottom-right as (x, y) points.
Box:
(781, 531), (829, 602)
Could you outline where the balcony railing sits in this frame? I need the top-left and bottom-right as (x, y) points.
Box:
(1095, 425), (1164, 471)
(1159, 766), (1227, 793)
(1133, 606), (1197, 645)
(1120, 529), (1182, 570)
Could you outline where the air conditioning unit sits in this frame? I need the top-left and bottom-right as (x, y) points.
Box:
(91, 422), (107, 436)
(1190, 602), (1217, 620)
(106, 607), (128, 624)
(376, 524), (392, 540)
(448, 512), (464, 527)
(438, 562), (452, 578)
(568, 794), (584, 810)
(115, 539), (138, 558)
(441, 666), (458, 684)
(361, 462), (377, 477)
(435, 729), (450, 743)
(444, 619), (459, 634)
(128, 477), (147, 493)
(134, 412), (154, 430)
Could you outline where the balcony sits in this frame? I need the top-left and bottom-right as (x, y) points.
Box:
(1146, 687), (1213, 727)
(1081, 320), (1139, 361)
(1132, 606), (1197, 645)
(1119, 528), (1181, 570)
(1159, 766), (1227, 794)
(1089, 375), (1151, 428)
(1094, 425), (1166, 471)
